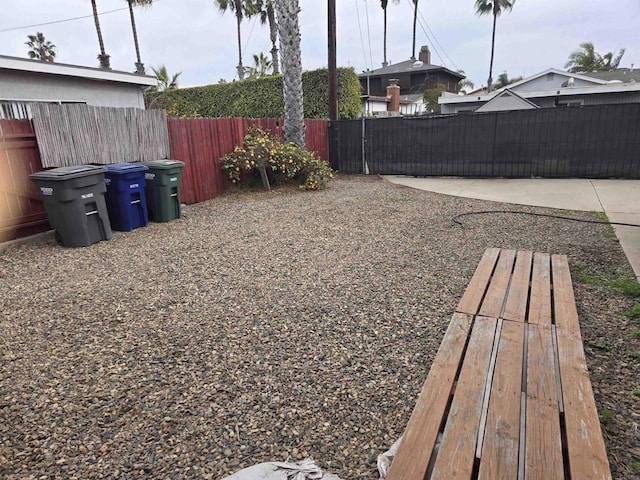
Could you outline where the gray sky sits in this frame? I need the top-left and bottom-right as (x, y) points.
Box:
(2, 0), (639, 89)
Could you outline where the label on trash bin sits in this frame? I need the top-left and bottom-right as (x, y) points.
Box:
(81, 193), (94, 199)
(170, 177), (178, 182)
(129, 183), (139, 189)
(105, 178), (111, 186)
(145, 173), (155, 180)
(40, 187), (53, 196)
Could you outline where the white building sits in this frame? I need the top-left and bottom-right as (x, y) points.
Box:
(0, 55), (156, 119)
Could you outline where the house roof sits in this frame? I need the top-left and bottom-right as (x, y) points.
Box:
(581, 68), (640, 83)
(359, 59), (465, 81)
(0, 55), (157, 86)
(474, 89), (539, 112)
(439, 67), (640, 106)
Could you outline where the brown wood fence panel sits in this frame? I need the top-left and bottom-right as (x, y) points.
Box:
(0, 120), (49, 242)
(168, 117), (329, 205)
(32, 104), (170, 168)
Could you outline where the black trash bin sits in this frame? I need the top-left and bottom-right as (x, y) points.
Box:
(30, 165), (112, 247)
(141, 160), (185, 222)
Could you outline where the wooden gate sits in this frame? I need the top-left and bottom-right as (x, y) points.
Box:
(0, 120), (49, 242)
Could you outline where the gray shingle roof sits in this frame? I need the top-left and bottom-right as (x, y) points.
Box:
(358, 59), (465, 80)
(580, 69), (640, 83)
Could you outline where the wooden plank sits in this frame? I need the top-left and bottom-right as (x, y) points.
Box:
(552, 255), (611, 480)
(479, 249), (517, 318)
(386, 313), (474, 480)
(456, 248), (501, 315)
(528, 253), (552, 326)
(478, 320), (524, 480)
(431, 316), (498, 480)
(525, 324), (565, 479)
(503, 250), (533, 322)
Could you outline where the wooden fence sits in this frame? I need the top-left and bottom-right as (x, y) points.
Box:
(168, 117), (329, 204)
(0, 120), (49, 242)
(32, 104), (170, 168)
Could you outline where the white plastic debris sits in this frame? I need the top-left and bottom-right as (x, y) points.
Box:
(221, 458), (343, 480)
(376, 436), (403, 479)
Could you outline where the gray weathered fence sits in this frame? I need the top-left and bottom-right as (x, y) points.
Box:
(32, 104), (170, 168)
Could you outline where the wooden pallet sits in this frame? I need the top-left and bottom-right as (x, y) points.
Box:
(386, 248), (611, 480)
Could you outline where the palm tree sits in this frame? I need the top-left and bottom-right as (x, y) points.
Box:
(151, 65), (181, 91)
(380, 0), (399, 67)
(246, 0), (279, 74)
(495, 71), (523, 88)
(214, 0), (249, 80)
(126, 0), (153, 74)
(246, 52), (273, 78)
(411, 0), (419, 60)
(90, 0), (111, 69)
(474, 0), (515, 92)
(456, 70), (474, 94)
(26, 32), (57, 62)
(274, 0), (305, 147)
(565, 42), (626, 73)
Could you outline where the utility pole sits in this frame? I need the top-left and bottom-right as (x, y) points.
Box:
(328, 0), (338, 121)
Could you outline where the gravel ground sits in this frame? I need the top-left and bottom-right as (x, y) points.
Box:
(1, 175), (638, 479)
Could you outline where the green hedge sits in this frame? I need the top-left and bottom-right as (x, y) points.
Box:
(145, 67), (361, 119)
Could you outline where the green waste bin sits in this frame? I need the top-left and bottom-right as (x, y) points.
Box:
(29, 165), (112, 247)
(141, 159), (185, 222)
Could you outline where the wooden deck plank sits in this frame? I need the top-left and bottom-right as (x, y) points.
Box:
(456, 248), (501, 315)
(386, 313), (474, 480)
(552, 255), (612, 480)
(528, 253), (552, 326)
(479, 249), (517, 318)
(431, 317), (498, 480)
(478, 320), (524, 480)
(525, 324), (565, 480)
(503, 250), (533, 323)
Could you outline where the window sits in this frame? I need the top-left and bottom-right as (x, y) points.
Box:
(546, 73), (555, 81)
(557, 99), (584, 107)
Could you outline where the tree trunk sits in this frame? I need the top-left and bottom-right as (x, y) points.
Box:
(267, 1), (279, 75)
(411, 0), (419, 60)
(128, 1), (145, 74)
(382, 7), (388, 67)
(91, 0), (110, 69)
(275, 0), (305, 148)
(235, 0), (244, 79)
(487, 11), (497, 92)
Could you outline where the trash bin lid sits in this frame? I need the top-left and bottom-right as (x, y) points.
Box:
(105, 162), (149, 174)
(142, 159), (185, 169)
(30, 164), (106, 181)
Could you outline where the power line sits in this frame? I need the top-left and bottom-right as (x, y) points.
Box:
(416, 7), (459, 70)
(404, 0), (445, 66)
(354, 0), (370, 71)
(363, 0), (374, 72)
(0, 5), (134, 34)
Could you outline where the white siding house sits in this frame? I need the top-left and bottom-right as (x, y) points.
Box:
(0, 55), (156, 119)
(439, 68), (640, 114)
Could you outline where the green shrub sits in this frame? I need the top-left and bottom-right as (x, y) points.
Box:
(146, 67), (362, 120)
(221, 127), (334, 191)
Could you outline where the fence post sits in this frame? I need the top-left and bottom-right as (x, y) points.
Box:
(361, 116), (367, 174)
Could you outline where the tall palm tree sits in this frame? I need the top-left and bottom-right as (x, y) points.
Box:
(214, 0), (249, 80)
(380, 0), (399, 67)
(126, 0), (153, 74)
(411, 0), (419, 60)
(246, 0), (279, 74)
(274, 0), (305, 147)
(26, 32), (57, 62)
(475, 0), (515, 92)
(565, 42), (626, 73)
(90, 0), (111, 69)
(495, 71), (523, 88)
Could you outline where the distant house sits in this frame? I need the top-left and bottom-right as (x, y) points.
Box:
(0, 55), (156, 119)
(439, 68), (640, 114)
(359, 45), (465, 116)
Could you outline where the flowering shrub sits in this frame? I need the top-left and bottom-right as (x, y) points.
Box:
(221, 127), (334, 191)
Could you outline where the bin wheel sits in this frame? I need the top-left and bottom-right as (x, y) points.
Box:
(54, 231), (63, 245)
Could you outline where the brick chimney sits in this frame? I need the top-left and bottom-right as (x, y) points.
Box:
(387, 78), (400, 112)
(419, 45), (431, 64)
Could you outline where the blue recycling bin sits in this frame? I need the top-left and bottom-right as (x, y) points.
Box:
(104, 163), (149, 232)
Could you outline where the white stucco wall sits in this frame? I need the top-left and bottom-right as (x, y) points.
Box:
(0, 69), (146, 108)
